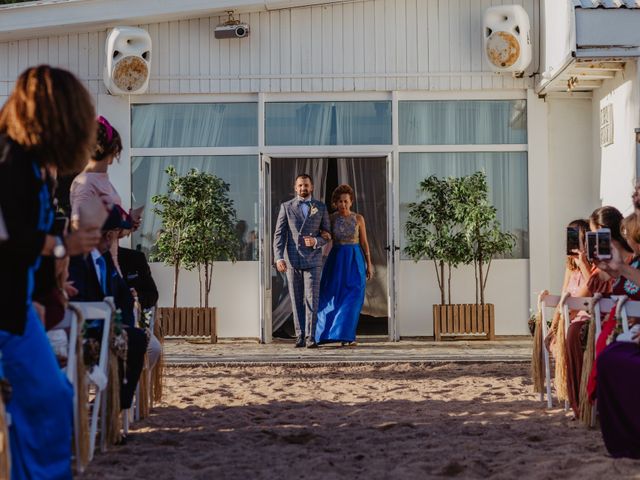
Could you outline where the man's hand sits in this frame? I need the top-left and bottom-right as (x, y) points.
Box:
(303, 236), (317, 248)
(276, 260), (287, 273)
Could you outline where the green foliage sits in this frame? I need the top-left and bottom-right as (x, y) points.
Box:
(404, 175), (470, 304)
(152, 166), (239, 307)
(404, 171), (515, 306)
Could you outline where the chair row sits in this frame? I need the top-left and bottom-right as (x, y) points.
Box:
(52, 299), (158, 473)
(537, 293), (637, 412)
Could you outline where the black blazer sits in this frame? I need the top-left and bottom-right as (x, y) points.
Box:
(68, 251), (135, 327)
(118, 247), (158, 310)
(0, 137), (52, 334)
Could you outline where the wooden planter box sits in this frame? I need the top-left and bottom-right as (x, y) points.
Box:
(433, 304), (495, 341)
(156, 307), (217, 343)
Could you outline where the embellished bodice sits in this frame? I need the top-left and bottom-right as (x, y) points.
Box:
(331, 213), (359, 245)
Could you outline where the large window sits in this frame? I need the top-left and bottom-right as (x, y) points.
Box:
(131, 102), (259, 261)
(266, 101), (392, 145)
(131, 155), (258, 260)
(398, 100), (528, 259)
(131, 103), (258, 148)
(399, 100), (527, 145)
(399, 152), (528, 259)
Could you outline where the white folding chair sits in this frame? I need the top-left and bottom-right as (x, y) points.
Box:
(51, 306), (84, 472)
(539, 293), (561, 408)
(69, 298), (114, 461)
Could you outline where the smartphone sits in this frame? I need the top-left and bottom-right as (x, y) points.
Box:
(597, 228), (612, 260)
(566, 226), (580, 256)
(586, 231), (597, 262)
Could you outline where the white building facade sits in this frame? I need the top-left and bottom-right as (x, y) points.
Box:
(0, 0), (587, 341)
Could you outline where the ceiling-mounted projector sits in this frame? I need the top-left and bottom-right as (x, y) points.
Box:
(215, 11), (249, 39)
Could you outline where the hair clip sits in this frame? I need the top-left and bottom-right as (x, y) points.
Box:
(97, 115), (114, 143)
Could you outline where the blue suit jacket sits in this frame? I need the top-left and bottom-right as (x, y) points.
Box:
(273, 197), (330, 269)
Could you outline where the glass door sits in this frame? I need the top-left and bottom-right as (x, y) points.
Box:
(259, 154), (273, 343)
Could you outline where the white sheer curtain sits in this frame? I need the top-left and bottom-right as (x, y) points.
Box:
(399, 152), (529, 259)
(270, 158), (328, 333)
(336, 157), (388, 318)
(266, 102), (391, 146)
(131, 103), (257, 148)
(399, 100), (527, 145)
(131, 155), (258, 259)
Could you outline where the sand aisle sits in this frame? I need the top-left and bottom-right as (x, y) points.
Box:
(84, 363), (640, 479)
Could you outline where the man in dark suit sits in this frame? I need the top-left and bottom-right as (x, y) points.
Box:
(68, 211), (147, 411)
(117, 246), (158, 310)
(273, 174), (331, 348)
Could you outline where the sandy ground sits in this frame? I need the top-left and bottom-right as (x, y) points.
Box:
(83, 363), (640, 480)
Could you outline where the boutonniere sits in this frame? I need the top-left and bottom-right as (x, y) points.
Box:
(309, 204), (319, 216)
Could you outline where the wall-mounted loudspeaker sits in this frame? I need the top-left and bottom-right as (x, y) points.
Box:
(104, 26), (152, 95)
(483, 5), (532, 75)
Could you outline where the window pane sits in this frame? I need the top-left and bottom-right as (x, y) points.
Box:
(131, 103), (258, 147)
(131, 155), (258, 261)
(399, 152), (529, 259)
(266, 101), (392, 145)
(399, 100), (527, 145)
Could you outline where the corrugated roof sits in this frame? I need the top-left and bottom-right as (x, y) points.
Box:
(574, 0), (640, 8)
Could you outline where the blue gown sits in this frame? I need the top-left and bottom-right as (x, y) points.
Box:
(315, 213), (366, 344)
(0, 162), (73, 480)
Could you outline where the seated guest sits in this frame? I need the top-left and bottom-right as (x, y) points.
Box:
(558, 207), (632, 418)
(68, 208), (148, 410)
(118, 234), (161, 369)
(593, 212), (640, 458)
(545, 219), (591, 416)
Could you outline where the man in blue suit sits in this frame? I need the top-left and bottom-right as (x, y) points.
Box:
(274, 174), (331, 348)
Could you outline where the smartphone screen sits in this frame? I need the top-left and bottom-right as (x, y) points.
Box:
(597, 229), (612, 259)
(566, 227), (580, 255)
(586, 231), (597, 261)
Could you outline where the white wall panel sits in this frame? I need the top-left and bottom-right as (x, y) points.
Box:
(0, 0), (539, 98)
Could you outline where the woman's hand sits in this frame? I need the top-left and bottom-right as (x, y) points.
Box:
(366, 263), (374, 281)
(320, 230), (331, 241)
(63, 281), (78, 298)
(65, 227), (101, 255)
(597, 246), (624, 278)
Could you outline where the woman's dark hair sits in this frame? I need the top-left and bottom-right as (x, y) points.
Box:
(93, 115), (122, 161)
(331, 184), (355, 209)
(0, 65), (96, 174)
(566, 218), (590, 270)
(589, 206), (633, 253)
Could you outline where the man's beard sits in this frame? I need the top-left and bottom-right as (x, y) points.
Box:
(634, 192), (640, 210)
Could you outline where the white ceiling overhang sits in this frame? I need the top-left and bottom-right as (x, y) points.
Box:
(0, 0), (346, 42)
(537, 4), (640, 96)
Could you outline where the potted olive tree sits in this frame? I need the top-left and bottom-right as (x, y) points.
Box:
(152, 166), (239, 342)
(405, 172), (514, 340)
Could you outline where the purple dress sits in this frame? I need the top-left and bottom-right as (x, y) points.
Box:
(596, 257), (640, 458)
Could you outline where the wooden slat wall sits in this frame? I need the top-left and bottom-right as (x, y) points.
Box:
(0, 0), (537, 97)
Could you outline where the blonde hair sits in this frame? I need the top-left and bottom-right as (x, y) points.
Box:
(622, 213), (640, 245)
(0, 65), (96, 174)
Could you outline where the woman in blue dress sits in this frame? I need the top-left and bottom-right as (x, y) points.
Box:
(315, 184), (373, 346)
(0, 66), (99, 479)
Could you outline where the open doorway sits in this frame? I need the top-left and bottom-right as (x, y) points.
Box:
(269, 157), (389, 338)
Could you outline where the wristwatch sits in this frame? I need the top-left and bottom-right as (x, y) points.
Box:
(53, 236), (67, 259)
